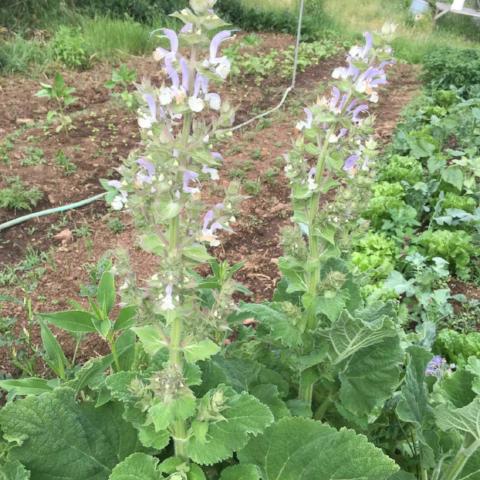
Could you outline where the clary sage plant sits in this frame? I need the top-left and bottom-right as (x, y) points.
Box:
(3, 4), (478, 480)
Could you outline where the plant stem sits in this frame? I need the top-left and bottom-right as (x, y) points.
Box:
(109, 337), (121, 372)
(304, 128), (333, 330)
(440, 441), (478, 480)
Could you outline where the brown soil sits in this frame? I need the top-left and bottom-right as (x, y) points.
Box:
(0, 34), (422, 377)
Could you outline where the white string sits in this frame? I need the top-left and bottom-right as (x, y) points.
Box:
(223, 0), (306, 133)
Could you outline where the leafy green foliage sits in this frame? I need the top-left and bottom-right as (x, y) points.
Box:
(35, 73), (77, 132)
(227, 40), (340, 86)
(0, 177), (43, 211)
(435, 329), (480, 367)
(417, 229), (475, 280)
(51, 26), (91, 70)
(422, 47), (480, 94)
(238, 417), (399, 479)
(105, 64), (138, 110)
(0, 388), (140, 480)
(187, 386), (274, 465)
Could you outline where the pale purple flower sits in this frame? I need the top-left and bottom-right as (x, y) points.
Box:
(160, 284), (175, 311)
(425, 356), (448, 378)
(205, 92), (221, 110)
(343, 154), (360, 173)
(154, 28), (179, 62)
(183, 170), (200, 194)
(180, 23), (193, 34)
(138, 94), (157, 129)
(211, 152), (224, 162)
(108, 180), (122, 189)
(351, 104), (369, 123)
(202, 165), (219, 180)
(206, 31), (232, 79)
(136, 158), (155, 185)
(296, 108), (313, 131)
(210, 31), (232, 61)
(199, 210), (224, 246)
(165, 57), (180, 90)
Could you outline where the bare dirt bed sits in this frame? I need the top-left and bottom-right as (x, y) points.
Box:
(0, 33), (422, 377)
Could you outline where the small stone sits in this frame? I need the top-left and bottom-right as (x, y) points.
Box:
(54, 229), (73, 245)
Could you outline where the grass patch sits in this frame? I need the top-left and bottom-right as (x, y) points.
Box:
(80, 16), (158, 60)
(0, 36), (52, 74)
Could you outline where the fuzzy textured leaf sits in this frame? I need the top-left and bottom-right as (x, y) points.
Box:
(187, 387), (273, 465)
(108, 453), (162, 480)
(0, 388), (140, 480)
(238, 417), (399, 479)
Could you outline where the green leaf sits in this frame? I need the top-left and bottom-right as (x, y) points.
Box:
(184, 339), (220, 363)
(220, 464), (261, 480)
(436, 369), (476, 407)
(39, 310), (97, 333)
(187, 387), (274, 465)
(238, 417), (399, 479)
(0, 388), (141, 480)
(0, 460), (30, 480)
(250, 384), (291, 420)
(435, 397), (480, 442)
(141, 234), (164, 255)
(441, 166), (464, 191)
(70, 354), (114, 394)
(148, 393), (196, 431)
(108, 453), (162, 480)
(114, 306), (137, 331)
(0, 378), (54, 396)
(116, 329), (137, 371)
(235, 303), (302, 348)
(133, 325), (167, 355)
(396, 347), (434, 428)
(183, 244), (213, 263)
(338, 334), (403, 423)
(39, 321), (69, 380)
(323, 303), (399, 365)
(277, 257), (306, 293)
(97, 271), (116, 314)
(158, 202), (181, 222)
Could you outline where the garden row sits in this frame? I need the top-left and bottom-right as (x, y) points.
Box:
(0, 3), (479, 480)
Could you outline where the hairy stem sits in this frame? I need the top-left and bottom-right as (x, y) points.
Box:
(440, 438), (479, 480)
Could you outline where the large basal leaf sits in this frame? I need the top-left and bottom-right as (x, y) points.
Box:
(338, 335), (403, 423)
(234, 303), (302, 348)
(187, 387), (273, 465)
(323, 303), (398, 366)
(219, 464), (261, 480)
(0, 388), (141, 480)
(460, 450), (480, 480)
(435, 397), (480, 443)
(108, 453), (162, 480)
(238, 417), (399, 479)
(0, 460), (30, 480)
(396, 347), (434, 428)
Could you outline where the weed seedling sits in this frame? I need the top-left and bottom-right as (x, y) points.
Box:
(55, 150), (77, 175)
(0, 176), (43, 211)
(20, 146), (45, 166)
(35, 73), (77, 133)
